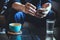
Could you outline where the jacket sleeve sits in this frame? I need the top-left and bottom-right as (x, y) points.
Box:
(7, 0), (21, 7)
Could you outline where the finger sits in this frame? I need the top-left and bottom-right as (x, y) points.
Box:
(29, 7), (36, 12)
(35, 13), (44, 18)
(28, 10), (35, 16)
(25, 6), (36, 13)
(26, 2), (36, 9)
(39, 12), (45, 15)
(25, 8), (35, 16)
(25, 6), (36, 12)
(37, 11), (44, 15)
(29, 10), (35, 16)
(25, 3), (36, 13)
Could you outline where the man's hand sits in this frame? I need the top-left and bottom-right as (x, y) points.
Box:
(42, 3), (52, 18)
(35, 3), (52, 18)
(12, 2), (36, 16)
(24, 2), (36, 16)
(12, 2), (51, 18)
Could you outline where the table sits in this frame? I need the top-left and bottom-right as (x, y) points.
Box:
(0, 28), (40, 40)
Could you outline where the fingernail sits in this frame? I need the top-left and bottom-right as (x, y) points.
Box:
(33, 9), (36, 12)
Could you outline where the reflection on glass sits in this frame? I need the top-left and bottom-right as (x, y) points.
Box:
(45, 19), (56, 40)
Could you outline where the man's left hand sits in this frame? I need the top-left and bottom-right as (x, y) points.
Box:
(35, 3), (52, 18)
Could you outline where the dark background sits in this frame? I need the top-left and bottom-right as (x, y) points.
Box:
(0, 0), (60, 40)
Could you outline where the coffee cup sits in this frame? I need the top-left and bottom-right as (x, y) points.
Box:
(9, 23), (22, 32)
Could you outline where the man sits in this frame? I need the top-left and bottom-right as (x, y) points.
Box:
(11, 0), (52, 40)
(0, 0), (52, 40)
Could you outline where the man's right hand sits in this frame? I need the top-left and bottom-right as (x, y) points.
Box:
(12, 2), (36, 16)
(24, 2), (36, 16)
